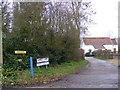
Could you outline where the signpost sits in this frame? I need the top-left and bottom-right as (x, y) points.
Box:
(15, 50), (26, 70)
(37, 57), (49, 69)
(15, 51), (34, 78)
(15, 50), (26, 62)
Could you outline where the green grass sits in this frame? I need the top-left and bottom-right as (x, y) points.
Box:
(3, 60), (88, 86)
(94, 57), (111, 60)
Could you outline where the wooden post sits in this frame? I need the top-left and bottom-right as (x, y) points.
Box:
(0, 26), (2, 65)
(0, 5), (3, 66)
(0, 5), (2, 86)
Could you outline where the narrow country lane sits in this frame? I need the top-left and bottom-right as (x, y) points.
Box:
(28, 57), (118, 88)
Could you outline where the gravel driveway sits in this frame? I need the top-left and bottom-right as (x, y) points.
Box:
(28, 57), (118, 88)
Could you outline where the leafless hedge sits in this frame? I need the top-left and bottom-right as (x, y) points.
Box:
(94, 49), (113, 59)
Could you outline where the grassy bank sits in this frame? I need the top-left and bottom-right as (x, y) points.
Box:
(94, 57), (110, 60)
(3, 60), (88, 87)
(95, 56), (118, 65)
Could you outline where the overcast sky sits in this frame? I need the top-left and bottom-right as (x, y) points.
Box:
(86, 0), (119, 38)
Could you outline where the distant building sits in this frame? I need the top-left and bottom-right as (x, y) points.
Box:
(82, 37), (118, 53)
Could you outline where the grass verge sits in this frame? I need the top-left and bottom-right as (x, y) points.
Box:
(3, 60), (88, 87)
(94, 57), (110, 60)
(94, 56), (118, 65)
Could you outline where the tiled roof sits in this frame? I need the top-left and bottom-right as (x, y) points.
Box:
(111, 39), (117, 45)
(93, 45), (105, 49)
(83, 37), (117, 49)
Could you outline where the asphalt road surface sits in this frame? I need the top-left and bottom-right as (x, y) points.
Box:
(28, 57), (118, 88)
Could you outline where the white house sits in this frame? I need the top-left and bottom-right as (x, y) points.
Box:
(82, 37), (118, 54)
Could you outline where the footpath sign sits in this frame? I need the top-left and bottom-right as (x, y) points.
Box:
(37, 57), (49, 69)
(15, 51), (26, 54)
(15, 50), (26, 71)
(15, 50), (26, 62)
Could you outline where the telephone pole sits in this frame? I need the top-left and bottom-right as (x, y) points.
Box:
(0, 3), (3, 66)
